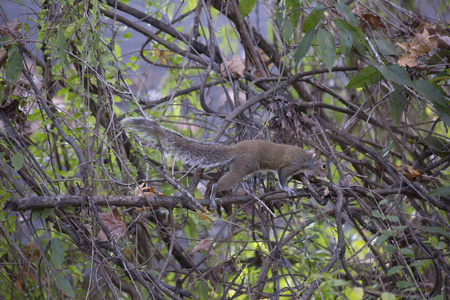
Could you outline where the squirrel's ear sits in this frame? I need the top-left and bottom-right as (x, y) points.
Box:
(311, 148), (322, 161)
(308, 148), (317, 159)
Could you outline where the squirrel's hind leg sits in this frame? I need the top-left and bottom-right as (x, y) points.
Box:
(209, 165), (253, 211)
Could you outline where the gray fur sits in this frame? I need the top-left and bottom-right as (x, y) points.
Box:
(121, 118), (234, 168)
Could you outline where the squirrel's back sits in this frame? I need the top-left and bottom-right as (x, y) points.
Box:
(121, 118), (234, 168)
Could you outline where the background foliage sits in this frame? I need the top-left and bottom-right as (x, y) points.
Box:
(0, 0), (449, 299)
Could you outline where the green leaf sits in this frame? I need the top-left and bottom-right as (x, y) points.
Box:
(386, 215), (399, 222)
(335, 3), (359, 27)
(31, 208), (52, 220)
(286, 0), (301, 27)
(184, 219), (199, 240)
(330, 278), (347, 286)
(340, 30), (353, 55)
(387, 266), (404, 276)
(376, 39), (400, 56)
(376, 231), (390, 245)
(390, 88), (408, 126)
(413, 79), (447, 107)
(425, 227), (450, 239)
(428, 50), (450, 65)
(392, 225), (407, 231)
(57, 30), (68, 68)
(434, 241), (445, 250)
(346, 66), (381, 89)
(422, 136), (450, 156)
(423, 136), (449, 149)
(400, 248), (414, 257)
(428, 186), (450, 196)
(431, 70), (450, 84)
(56, 276), (75, 297)
(410, 260), (426, 267)
(316, 29), (335, 72)
(51, 238), (64, 269)
(379, 141), (394, 158)
(429, 296), (446, 300)
(11, 152), (24, 172)
(92, 32), (101, 51)
(64, 18), (86, 39)
(396, 281), (414, 288)
(91, 0), (99, 24)
(381, 292), (397, 300)
(294, 29), (315, 70)
(345, 287), (364, 300)
(333, 18), (355, 32)
(239, 0), (256, 19)
(333, 18), (367, 55)
(440, 113), (450, 127)
(36, 23), (48, 53)
(384, 245), (397, 251)
(5, 44), (24, 82)
(375, 65), (413, 86)
(274, 7), (294, 45)
(303, 5), (325, 33)
(282, 18), (294, 44)
(372, 211), (385, 219)
(0, 36), (11, 44)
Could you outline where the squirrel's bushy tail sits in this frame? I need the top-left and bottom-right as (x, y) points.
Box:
(122, 118), (233, 168)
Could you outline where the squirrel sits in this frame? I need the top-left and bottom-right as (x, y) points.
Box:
(122, 118), (327, 210)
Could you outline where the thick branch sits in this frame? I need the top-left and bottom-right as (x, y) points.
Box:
(6, 183), (448, 212)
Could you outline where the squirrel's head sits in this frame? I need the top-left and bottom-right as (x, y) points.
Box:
(309, 148), (327, 177)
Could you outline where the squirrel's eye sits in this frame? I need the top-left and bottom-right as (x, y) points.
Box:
(321, 163), (326, 170)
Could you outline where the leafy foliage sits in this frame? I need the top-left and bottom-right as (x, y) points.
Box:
(0, 0), (449, 299)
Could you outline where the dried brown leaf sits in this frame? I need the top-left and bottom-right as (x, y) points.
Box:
(397, 27), (438, 67)
(426, 23), (447, 36)
(135, 182), (162, 197)
(97, 206), (126, 242)
(0, 48), (8, 64)
(195, 211), (214, 222)
(152, 49), (172, 65)
(405, 166), (423, 180)
(0, 18), (22, 39)
(397, 51), (419, 67)
(206, 258), (237, 290)
(361, 13), (386, 31)
(436, 34), (450, 50)
(134, 183), (163, 211)
(221, 55), (245, 79)
(412, 28), (438, 53)
(190, 239), (214, 255)
(15, 276), (22, 293)
(400, 165), (424, 181)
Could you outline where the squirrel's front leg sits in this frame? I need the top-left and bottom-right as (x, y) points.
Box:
(277, 168), (297, 198)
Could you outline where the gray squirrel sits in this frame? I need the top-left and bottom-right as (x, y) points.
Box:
(122, 118), (327, 210)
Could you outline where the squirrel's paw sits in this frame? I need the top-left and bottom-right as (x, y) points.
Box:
(281, 187), (297, 198)
(209, 197), (217, 211)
